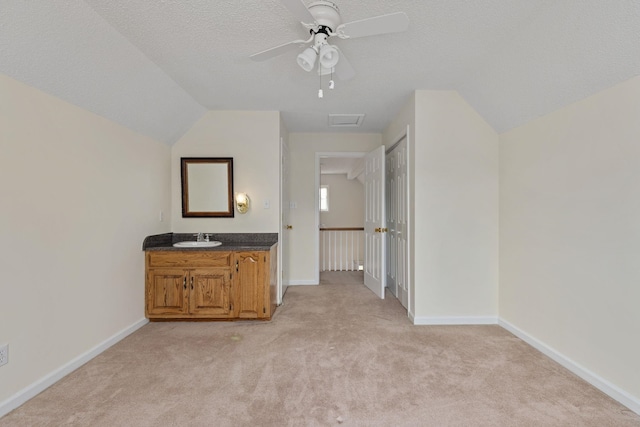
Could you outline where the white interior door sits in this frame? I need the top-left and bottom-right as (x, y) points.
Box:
(279, 137), (290, 304)
(386, 147), (397, 298)
(392, 137), (409, 309)
(364, 145), (386, 299)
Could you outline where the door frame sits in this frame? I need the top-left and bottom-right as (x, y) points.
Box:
(278, 136), (290, 304)
(314, 151), (367, 284)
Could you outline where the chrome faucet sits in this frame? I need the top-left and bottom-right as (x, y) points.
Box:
(195, 232), (210, 242)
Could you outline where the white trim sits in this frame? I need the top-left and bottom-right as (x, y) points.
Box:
(288, 280), (319, 286)
(413, 316), (498, 325)
(314, 154), (320, 285)
(499, 318), (640, 415)
(404, 125), (412, 315)
(278, 136), (284, 306)
(0, 318), (148, 418)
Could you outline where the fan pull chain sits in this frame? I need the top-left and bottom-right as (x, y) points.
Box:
(318, 66), (323, 98)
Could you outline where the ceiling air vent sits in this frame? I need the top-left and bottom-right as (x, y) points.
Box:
(328, 114), (365, 128)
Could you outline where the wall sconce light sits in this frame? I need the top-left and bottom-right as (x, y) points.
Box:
(235, 192), (250, 214)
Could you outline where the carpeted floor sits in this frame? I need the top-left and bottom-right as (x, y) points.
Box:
(1, 274), (639, 426)
(319, 270), (364, 285)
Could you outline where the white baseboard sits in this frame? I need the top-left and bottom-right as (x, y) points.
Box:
(499, 318), (640, 416)
(413, 316), (498, 325)
(288, 280), (318, 286)
(0, 318), (148, 418)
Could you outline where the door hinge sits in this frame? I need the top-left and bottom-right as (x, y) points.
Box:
(264, 256), (266, 262)
(230, 304), (233, 311)
(263, 307), (266, 314)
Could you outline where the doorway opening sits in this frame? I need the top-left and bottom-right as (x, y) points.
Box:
(315, 152), (366, 286)
(314, 135), (410, 313)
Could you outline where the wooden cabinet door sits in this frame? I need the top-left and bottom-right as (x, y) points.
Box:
(146, 268), (189, 317)
(189, 268), (232, 317)
(235, 252), (267, 319)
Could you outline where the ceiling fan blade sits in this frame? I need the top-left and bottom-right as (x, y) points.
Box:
(250, 39), (308, 62)
(336, 12), (409, 39)
(334, 47), (355, 81)
(279, 0), (315, 24)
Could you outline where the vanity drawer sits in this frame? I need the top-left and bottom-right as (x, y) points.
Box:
(147, 251), (232, 268)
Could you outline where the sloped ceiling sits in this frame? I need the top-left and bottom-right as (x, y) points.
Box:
(1, 1), (639, 144)
(320, 157), (364, 177)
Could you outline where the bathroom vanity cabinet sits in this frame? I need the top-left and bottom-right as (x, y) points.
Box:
(145, 247), (276, 321)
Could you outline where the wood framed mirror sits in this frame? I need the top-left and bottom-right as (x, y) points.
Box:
(181, 157), (234, 217)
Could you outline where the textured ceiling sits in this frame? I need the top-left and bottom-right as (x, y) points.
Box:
(1, 1), (639, 144)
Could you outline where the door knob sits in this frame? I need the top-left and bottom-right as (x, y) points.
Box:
(286, 225), (293, 229)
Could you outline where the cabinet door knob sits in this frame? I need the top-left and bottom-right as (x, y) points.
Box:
(183, 276), (187, 289)
(190, 276), (194, 290)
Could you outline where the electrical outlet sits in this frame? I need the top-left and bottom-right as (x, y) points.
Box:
(0, 343), (8, 367)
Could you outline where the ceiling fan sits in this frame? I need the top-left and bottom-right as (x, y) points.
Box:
(250, 0), (409, 85)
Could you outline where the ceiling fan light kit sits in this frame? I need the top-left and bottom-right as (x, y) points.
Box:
(250, 0), (409, 97)
(319, 44), (339, 69)
(296, 47), (317, 71)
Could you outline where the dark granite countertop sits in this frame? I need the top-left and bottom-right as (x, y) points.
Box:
(143, 233), (277, 252)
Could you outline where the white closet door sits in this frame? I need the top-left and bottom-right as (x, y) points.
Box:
(386, 148), (397, 297)
(394, 137), (409, 309)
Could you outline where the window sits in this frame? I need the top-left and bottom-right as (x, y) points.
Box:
(319, 185), (329, 212)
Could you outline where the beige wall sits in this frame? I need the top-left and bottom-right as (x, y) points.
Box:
(0, 74), (170, 404)
(171, 111), (281, 233)
(413, 91), (499, 320)
(384, 91), (499, 321)
(320, 174), (364, 228)
(288, 133), (381, 284)
(3, 67), (637, 415)
(500, 76), (640, 402)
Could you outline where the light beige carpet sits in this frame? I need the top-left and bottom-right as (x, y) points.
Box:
(2, 277), (639, 426)
(320, 270), (364, 285)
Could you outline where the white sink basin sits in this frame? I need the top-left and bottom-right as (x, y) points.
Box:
(173, 241), (222, 248)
